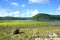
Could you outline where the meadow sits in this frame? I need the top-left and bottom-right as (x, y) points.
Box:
(0, 20), (60, 40)
(0, 20), (60, 27)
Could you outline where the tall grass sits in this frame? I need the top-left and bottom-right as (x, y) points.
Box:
(0, 20), (51, 27)
(0, 20), (60, 40)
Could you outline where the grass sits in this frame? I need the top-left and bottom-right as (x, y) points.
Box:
(0, 20), (60, 27)
(0, 27), (60, 40)
(0, 20), (50, 27)
(0, 20), (60, 40)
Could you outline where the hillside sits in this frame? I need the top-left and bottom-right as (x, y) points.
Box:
(0, 17), (29, 20)
(31, 13), (60, 21)
(0, 13), (60, 21)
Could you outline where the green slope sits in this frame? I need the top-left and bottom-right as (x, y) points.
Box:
(31, 13), (60, 21)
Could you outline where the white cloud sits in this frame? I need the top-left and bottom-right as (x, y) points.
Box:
(21, 10), (31, 17)
(11, 2), (18, 7)
(0, 7), (39, 17)
(55, 13), (60, 15)
(0, 8), (8, 17)
(26, 10), (30, 14)
(9, 11), (20, 17)
(56, 6), (60, 12)
(21, 14), (26, 17)
(55, 6), (60, 15)
(29, 0), (49, 4)
(0, 7), (20, 17)
(31, 9), (39, 16)
(21, 9), (39, 17)
(21, 4), (26, 8)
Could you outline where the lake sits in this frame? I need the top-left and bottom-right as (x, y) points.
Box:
(13, 20), (60, 22)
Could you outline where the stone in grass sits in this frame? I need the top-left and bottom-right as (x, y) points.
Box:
(48, 32), (58, 38)
(14, 29), (20, 34)
(14, 29), (24, 34)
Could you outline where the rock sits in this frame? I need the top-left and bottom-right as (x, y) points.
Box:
(48, 32), (58, 38)
(14, 29), (20, 34)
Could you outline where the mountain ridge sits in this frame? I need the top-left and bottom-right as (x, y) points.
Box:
(0, 13), (60, 21)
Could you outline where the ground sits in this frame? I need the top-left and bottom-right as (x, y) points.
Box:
(0, 20), (60, 40)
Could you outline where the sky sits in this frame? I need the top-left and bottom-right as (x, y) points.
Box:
(0, 0), (60, 17)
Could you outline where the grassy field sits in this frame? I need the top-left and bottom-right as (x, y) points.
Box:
(0, 20), (60, 27)
(0, 20), (60, 40)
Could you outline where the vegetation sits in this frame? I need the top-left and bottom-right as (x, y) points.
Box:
(0, 13), (60, 21)
(0, 27), (60, 40)
(0, 20), (50, 27)
(0, 17), (28, 20)
(0, 20), (60, 40)
(0, 20), (60, 27)
(31, 13), (60, 21)
(31, 13), (54, 21)
(0, 13), (60, 40)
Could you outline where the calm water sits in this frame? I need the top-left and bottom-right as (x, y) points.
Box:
(14, 20), (60, 22)
(14, 20), (37, 22)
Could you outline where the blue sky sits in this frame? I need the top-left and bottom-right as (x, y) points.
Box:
(0, 0), (60, 17)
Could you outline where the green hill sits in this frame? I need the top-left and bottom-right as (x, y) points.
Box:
(31, 13), (59, 21)
(0, 13), (60, 21)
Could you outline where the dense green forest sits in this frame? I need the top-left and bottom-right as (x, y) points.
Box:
(0, 13), (60, 21)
